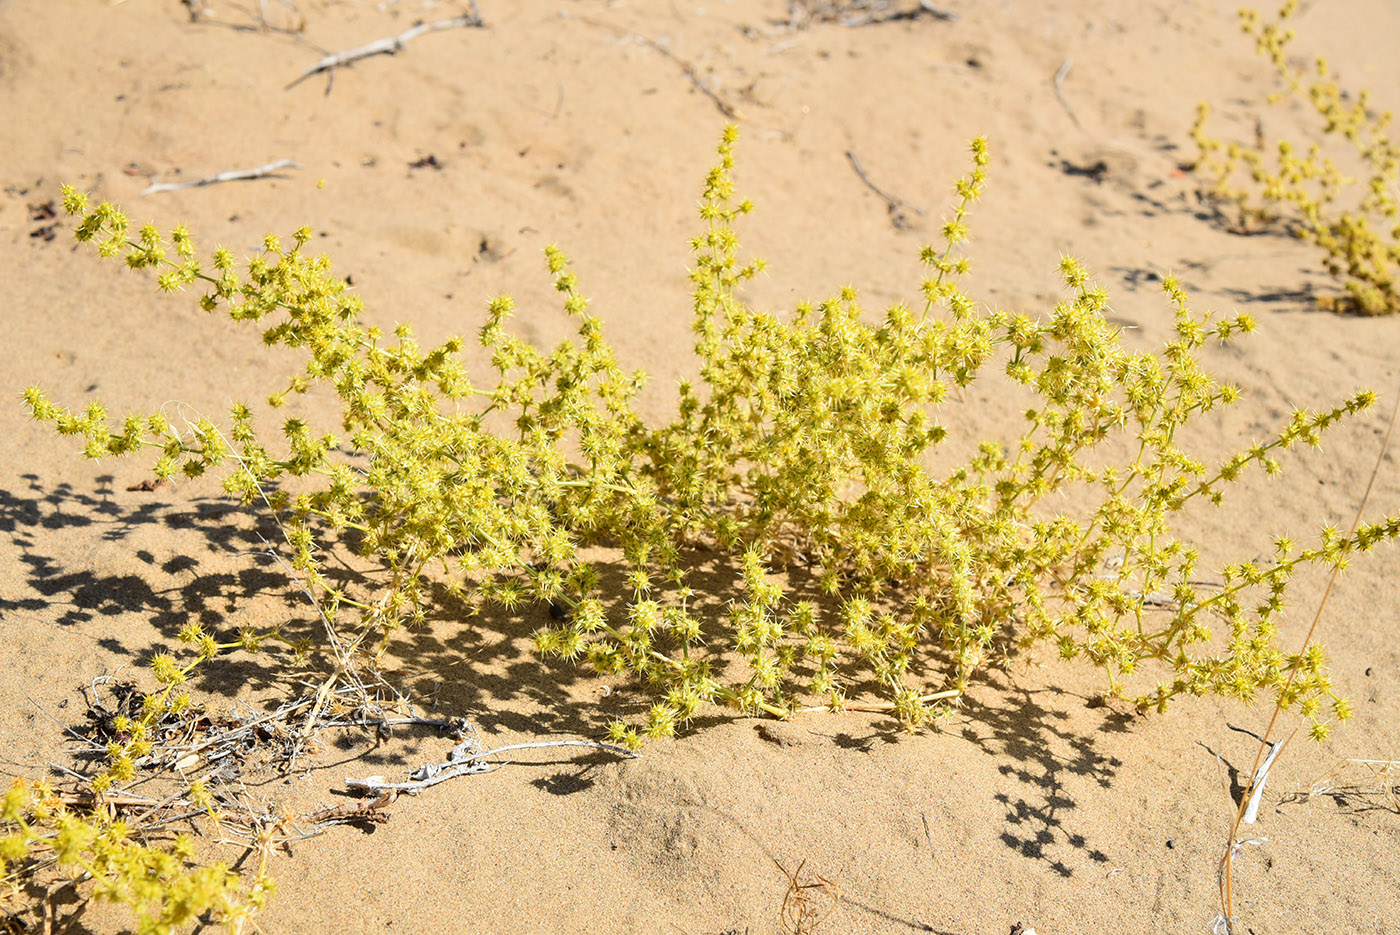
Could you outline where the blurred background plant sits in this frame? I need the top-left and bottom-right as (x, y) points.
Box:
(1191, 1), (1400, 314)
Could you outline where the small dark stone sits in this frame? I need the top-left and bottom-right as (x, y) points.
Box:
(1165, 839), (1175, 849)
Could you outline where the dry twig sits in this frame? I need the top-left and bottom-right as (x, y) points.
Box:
(1225, 723), (1288, 823)
(787, 0), (957, 29)
(182, 0), (307, 34)
(635, 34), (739, 119)
(560, 12), (739, 119)
(1053, 58), (1082, 130)
(345, 732), (639, 795)
(287, 6), (484, 91)
(1283, 757), (1400, 814)
(845, 150), (923, 229)
(142, 159), (300, 195)
(774, 858), (842, 934)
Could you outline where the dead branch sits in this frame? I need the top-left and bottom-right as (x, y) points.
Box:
(561, 12), (739, 119)
(845, 150), (923, 229)
(788, 0), (957, 29)
(1226, 723), (1288, 823)
(633, 34), (739, 119)
(142, 159), (300, 195)
(303, 789), (396, 828)
(345, 735), (639, 795)
(1053, 58), (1082, 130)
(183, 0), (308, 35)
(287, 6), (484, 91)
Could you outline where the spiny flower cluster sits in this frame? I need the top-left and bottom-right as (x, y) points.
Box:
(0, 778), (272, 933)
(26, 127), (1399, 760)
(1192, 1), (1400, 314)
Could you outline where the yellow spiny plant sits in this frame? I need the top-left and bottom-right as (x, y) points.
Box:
(1, 777), (272, 933)
(1191, 1), (1400, 314)
(23, 126), (1400, 767)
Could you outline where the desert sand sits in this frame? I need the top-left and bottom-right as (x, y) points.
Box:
(1, 1), (1398, 933)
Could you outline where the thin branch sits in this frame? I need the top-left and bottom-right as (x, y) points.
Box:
(142, 159), (301, 195)
(845, 150), (923, 229)
(24, 694), (105, 752)
(841, 1), (958, 25)
(789, 0), (958, 28)
(286, 8), (484, 91)
(1053, 58), (1081, 130)
(345, 738), (639, 795)
(1225, 723), (1289, 823)
(562, 12), (738, 119)
(629, 34), (738, 119)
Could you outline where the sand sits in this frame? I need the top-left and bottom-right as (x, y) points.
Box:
(1, 1), (1398, 932)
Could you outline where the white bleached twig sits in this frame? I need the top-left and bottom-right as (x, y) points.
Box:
(1053, 58), (1081, 129)
(142, 159), (301, 195)
(346, 737), (639, 795)
(287, 7), (484, 90)
(1226, 722), (1287, 823)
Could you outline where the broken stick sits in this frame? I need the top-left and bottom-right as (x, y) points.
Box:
(1226, 722), (1290, 824)
(287, 6), (484, 91)
(634, 34), (739, 119)
(1053, 58), (1082, 130)
(346, 737), (638, 795)
(845, 150), (923, 229)
(560, 12), (739, 120)
(142, 159), (301, 195)
(789, 0), (958, 28)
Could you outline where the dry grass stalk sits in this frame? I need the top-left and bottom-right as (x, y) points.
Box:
(1284, 758), (1400, 814)
(774, 859), (841, 935)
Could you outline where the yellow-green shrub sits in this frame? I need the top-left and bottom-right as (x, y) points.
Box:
(1192, 1), (1400, 314)
(1, 778), (271, 933)
(24, 127), (1399, 755)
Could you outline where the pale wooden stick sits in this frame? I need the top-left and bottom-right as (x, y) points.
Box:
(142, 159), (300, 195)
(631, 34), (739, 119)
(346, 738), (638, 795)
(1226, 723), (1288, 823)
(840, 0), (959, 25)
(560, 12), (739, 120)
(286, 8), (484, 90)
(1053, 58), (1082, 129)
(845, 149), (924, 229)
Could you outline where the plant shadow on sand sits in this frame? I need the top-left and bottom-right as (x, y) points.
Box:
(962, 673), (1126, 877)
(5, 473), (1129, 885)
(0, 474), (614, 785)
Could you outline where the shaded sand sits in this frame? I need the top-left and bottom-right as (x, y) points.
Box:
(2, 1), (1399, 932)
